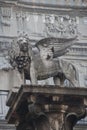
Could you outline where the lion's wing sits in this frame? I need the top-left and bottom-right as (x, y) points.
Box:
(35, 37), (77, 58)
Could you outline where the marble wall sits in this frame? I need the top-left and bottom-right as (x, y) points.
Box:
(0, 0), (87, 129)
(0, 1), (87, 89)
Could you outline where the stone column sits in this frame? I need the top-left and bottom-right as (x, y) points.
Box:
(47, 105), (67, 130)
(16, 103), (86, 130)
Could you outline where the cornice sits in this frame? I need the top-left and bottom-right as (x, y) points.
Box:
(1, 0), (87, 9)
(0, 0), (87, 17)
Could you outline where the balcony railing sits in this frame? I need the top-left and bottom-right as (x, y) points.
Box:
(0, 91), (9, 120)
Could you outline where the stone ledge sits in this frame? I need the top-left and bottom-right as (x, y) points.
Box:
(6, 85), (87, 124)
(0, 120), (15, 130)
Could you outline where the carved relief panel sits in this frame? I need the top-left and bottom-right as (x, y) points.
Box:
(43, 14), (78, 37)
(16, 11), (27, 34)
(16, 11), (46, 37)
(16, 11), (78, 38)
(0, 7), (12, 35)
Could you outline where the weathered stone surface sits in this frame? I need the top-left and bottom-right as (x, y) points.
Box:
(8, 36), (80, 87)
(0, 0), (87, 90)
(0, 57), (24, 90)
(0, 0), (87, 129)
(6, 87), (19, 107)
(6, 85), (87, 130)
(0, 121), (15, 130)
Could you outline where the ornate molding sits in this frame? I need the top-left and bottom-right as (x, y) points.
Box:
(44, 15), (78, 38)
(16, 11), (27, 34)
(1, 7), (11, 26)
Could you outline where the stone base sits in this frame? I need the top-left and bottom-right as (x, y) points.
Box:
(6, 85), (87, 130)
(0, 120), (15, 130)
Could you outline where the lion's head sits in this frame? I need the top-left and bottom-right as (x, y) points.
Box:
(9, 35), (31, 72)
(17, 36), (29, 53)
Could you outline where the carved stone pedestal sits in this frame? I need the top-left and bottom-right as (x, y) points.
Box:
(6, 85), (87, 130)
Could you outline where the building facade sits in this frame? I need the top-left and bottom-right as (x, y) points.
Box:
(0, 0), (87, 129)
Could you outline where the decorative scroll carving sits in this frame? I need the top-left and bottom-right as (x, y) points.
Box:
(65, 106), (86, 130)
(44, 15), (78, 38)
(16, 11), (27, 34)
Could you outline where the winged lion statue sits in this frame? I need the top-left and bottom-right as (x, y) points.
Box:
(8, 35), (79, 87)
